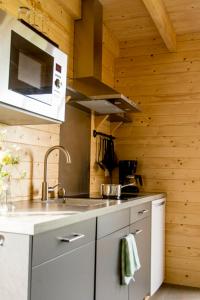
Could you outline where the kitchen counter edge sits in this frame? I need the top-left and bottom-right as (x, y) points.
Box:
(0, 193), (166, 235)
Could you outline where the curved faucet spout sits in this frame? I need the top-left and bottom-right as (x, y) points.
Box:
(42, 145), (71, 202)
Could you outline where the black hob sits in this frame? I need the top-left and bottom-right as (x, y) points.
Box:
(66, 193), (147, 201)
(102, 193), (146, 200)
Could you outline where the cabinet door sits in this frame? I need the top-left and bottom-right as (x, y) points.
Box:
(31, 242), (95, 300)
(129, 217), (151, 300)
(0, 233), (31, 300)
(96, 226), (129, 300)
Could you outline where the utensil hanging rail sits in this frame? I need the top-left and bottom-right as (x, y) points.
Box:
(93, 130), (115, 140)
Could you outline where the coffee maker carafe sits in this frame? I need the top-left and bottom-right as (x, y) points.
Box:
(119, 160), (143, 193)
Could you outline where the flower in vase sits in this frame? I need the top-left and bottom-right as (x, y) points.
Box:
(0, 150), (18, 166)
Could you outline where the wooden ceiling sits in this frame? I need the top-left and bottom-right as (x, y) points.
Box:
(100, 0), (200, 43)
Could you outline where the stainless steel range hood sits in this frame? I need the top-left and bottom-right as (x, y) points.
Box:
(66, 0), (140, 114)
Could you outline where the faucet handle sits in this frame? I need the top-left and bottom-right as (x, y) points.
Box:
(48, 183), (61, 192)
(48, 183), (61, 199)
(58, 187), (66, 198)
(48, 184), (66, 199)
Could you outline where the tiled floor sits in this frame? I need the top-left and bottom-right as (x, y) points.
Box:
(151, 284), (200, 300)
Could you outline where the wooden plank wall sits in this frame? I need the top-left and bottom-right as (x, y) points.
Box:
(0, 0), (116, 201)
(114, 33), (200, 288)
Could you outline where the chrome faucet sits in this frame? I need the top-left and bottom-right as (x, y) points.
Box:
(41, 145), (71, 202)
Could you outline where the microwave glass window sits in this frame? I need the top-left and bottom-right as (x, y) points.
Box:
(18, 52), (42, 89)
(9, 30), (54, 105)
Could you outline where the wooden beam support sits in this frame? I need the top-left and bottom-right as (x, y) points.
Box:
(56, 0), (81, 19)
(111, 122), (123, 135)
(95, 115), (109, 131)
(142, 0), (176, 52)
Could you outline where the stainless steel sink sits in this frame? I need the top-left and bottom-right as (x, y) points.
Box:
(61, 198), (108, 207)
(34, 198), (108, 208)
(10, 198), (109, 216)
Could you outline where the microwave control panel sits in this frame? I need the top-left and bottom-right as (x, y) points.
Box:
(54, 63), (63, 95)
(53, 63), (63, 95)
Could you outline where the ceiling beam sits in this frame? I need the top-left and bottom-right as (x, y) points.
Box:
(142, 0), (176, 52)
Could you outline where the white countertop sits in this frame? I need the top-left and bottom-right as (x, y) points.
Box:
(0, 193), (165, 235)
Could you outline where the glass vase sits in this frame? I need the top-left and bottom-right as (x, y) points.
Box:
(0, 179), (15, 214)
(0, 189), (8, 214)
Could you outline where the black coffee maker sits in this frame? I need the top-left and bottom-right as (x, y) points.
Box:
(119, 160), (143, 193)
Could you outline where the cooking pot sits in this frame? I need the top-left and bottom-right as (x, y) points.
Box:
(100, 184), (134, 199)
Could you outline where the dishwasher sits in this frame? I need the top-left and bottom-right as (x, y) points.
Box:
(150, 198), (166, 296)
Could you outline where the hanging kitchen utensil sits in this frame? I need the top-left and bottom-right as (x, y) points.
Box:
(94, 136), (99, 171)
(97, 136), (103, 170)
(102, 137), (118, 181)
(98, 137), (106, 171)
(93, 131), (118, 180)
(103, 138), (110, 176)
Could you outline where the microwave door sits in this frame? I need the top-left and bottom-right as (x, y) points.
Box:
(0, 10), (67, 124)
(9, 30), (54, 105)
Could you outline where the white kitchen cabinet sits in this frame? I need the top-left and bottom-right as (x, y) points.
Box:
(150, 198), (166, 296)
(0, 232), (31, 300)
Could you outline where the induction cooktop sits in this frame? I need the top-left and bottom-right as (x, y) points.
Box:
(66, 193), (147, 201)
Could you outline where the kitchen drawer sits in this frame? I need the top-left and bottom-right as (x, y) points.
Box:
(97, 209), (129, 239)
(32, 218), (96, 266)
(130, 202), (151, 224)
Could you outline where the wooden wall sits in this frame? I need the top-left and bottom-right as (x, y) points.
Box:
(0, 0), (116, 201)
(114, 33), (200, 288)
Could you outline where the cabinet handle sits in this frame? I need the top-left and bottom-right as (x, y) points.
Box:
(132, 229), (143, 236)
(57, 233), (85, 243)
(138, 209), (149, 215)
(0, 235), (5, 246)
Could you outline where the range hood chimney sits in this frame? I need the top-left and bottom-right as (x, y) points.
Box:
(67, 0), (140, 114)
(71, 0), (117, 95)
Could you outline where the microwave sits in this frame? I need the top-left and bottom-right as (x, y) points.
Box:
(0, 10), (67, 125)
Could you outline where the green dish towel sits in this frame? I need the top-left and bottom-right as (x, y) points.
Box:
(121, 234), (141, 285)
